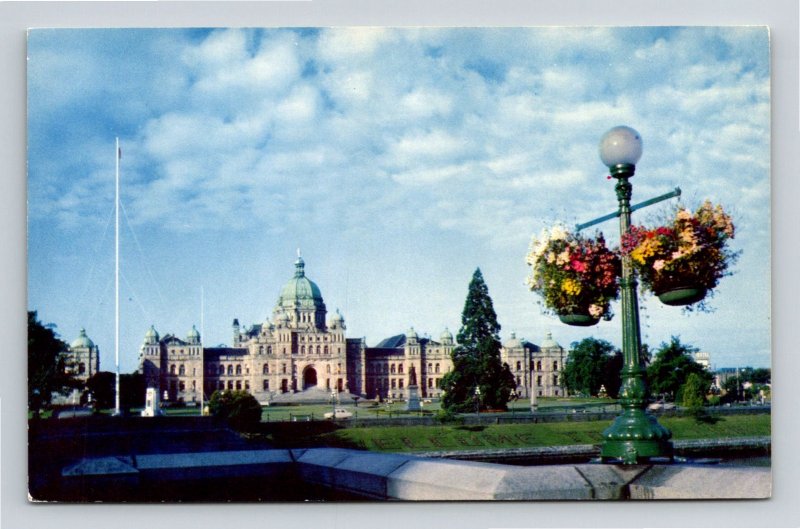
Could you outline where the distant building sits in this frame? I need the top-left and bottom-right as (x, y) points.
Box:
(67, 328), (100, 382)
(137, 256), (567, 404)
(694, 351), (710, 370)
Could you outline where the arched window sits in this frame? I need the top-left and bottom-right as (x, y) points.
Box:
(236, 365), (242, 375)
(170, 365), (176, 375)
(324, 345), (328, 354)
(301, 345), (306, 354)
(391, 364), (396, 374)
(263, 364), (269, 374)
(536, 375), (542, 386)
(259, 346), (264, 354)
(536, 361), (542, 371)
(179, 365), (185, 376)
(227, 365), (233, 375)
(236, 381), (241, 390)
(245, 381), (250, 391)
(267, 346), (272, 355)
(553, 375), (558, 386)
(227, 381), (233, 390)
(218, 365), (224, 375)
(516, 361), (521, 371)
(398, 364), (404, 374)
(316, 346), (321, 354)
(428, 363), (432, 373)
(263, 380), (270, 390)
(553, 361), (558, 371)
(435, 363), (440, 374)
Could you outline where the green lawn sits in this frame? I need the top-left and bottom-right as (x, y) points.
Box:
(307, 414), (771, 453)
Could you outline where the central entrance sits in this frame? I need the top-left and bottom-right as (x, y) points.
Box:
(302, 366), (318, 389)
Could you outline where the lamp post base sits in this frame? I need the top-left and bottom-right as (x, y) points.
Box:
(600, 409), (673, 464)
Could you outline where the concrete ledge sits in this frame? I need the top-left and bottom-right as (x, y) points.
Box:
(135, 449), (294, 481)
(628, 465), (771, 499)
(56, 448), (772, 501)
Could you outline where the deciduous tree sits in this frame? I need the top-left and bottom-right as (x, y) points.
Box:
(561, 338), (621, 397)
(28, 311), (77, 410)
(647, 336), (711, 400)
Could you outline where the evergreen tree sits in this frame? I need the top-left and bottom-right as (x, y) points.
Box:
(441, 269), (516, 412)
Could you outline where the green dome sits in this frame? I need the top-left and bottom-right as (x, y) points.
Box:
(504, 331), (522, 349)
(71, 328), (94, 349)
(540, 331), (559, 349)
(187, 325), (200, 343)
(276, 256), (325, 310)
(440, 327), (453, 343)
(145, 325), (160, 344)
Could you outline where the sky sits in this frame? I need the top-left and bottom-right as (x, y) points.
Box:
(27, 27), (771, 375)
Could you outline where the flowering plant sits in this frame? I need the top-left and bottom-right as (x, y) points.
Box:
(526, 226), (621, 320)
(621, 201), (739, 297)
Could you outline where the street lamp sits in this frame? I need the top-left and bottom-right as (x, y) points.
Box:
(474, 386), (481, 414)
(588, 126), (673, 463)
(331, 387), (337, 419)
(509, 388), (517, 419)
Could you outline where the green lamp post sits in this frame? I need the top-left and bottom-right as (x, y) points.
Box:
(593, 126), (673, 463)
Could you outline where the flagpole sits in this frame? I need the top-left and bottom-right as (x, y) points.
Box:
(200, 285), (204, 415)
(114, 137), (121, 416)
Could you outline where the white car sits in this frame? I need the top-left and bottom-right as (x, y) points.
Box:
(323, 408), (353, 420)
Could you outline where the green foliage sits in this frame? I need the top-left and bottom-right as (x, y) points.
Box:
(561, 338), (622, 397)
(680, 372), (710, 423)
(28, 311), (78, 410)
(441, 269), (516, 413)
(435, 407), (462, 424)
(647, 336), (711, 400)
(84, 372), (146, 412)
(208, 390), (262, 431)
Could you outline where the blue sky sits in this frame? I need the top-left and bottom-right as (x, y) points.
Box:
(27, 27), (770, 374)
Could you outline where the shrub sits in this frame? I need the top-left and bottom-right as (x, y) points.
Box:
(208, 390), (262, 432)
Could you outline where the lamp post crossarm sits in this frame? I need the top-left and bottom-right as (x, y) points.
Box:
(575, 187), (681, 232)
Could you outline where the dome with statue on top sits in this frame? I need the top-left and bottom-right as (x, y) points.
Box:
(71, 328), (95, 349)
(276, 255), (325, 311)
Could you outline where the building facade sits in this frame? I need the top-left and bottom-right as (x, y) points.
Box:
(138, 256), (567, 404)
(67, 328), (100, 382)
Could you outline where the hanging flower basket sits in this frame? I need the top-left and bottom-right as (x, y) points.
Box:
(656, 285), (708, 306)
(622, 201), (739, 309)
(526, 226), (621, 323)
(559, 313), (600, 326)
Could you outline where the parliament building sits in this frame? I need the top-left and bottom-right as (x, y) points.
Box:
(129, 256), (566, 405)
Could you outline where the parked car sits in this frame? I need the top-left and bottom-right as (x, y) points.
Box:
(647, 401), (676, 411)
(323, 408), (353, 420)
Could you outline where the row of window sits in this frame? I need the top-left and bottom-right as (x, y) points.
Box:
(535, 375), (559, 386)
(255, 345), (344, 355)
(169, 365), (199, 376)
(512, 360), (560, 371)
(367, 377), (443, 390)
(366, 363), (444, 375)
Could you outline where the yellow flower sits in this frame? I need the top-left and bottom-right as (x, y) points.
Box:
(561, 278), (582, 296)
